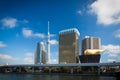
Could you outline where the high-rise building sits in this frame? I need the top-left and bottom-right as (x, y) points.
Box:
(41, 42), (46, 64)
(59, 28), (80, 63)
(35, 42), (46, 64)
(79, 36), (101, 63)
(35, 42), (40, 64)
(82, 36), (101, 55)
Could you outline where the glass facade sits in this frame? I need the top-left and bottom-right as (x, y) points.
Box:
(41, 42), (46, 64)
(35, 42), (46, 64)
(82, 36), (100, 55)
(35, 42), (41, 64)
(59, 28), (80, 63)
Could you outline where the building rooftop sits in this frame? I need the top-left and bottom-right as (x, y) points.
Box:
(84, 36), (100, 39)
(59, 28), (80, 36)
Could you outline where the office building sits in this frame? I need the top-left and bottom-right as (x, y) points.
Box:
(41, 42), (46, 64)
(35, 42), (40, 64)
(35, 42), (46, 64)
(82, 36), (101, 55)
(59, 28), (80, 63)
(80, 36), (101, 63)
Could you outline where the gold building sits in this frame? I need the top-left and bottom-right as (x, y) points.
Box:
(59, 28), (80, 63)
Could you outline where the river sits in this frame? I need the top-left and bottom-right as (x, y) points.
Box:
(0, 73), (117, 80)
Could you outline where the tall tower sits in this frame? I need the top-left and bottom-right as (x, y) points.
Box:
(59, 28), (80, 63)
(47, 21), (50, 64)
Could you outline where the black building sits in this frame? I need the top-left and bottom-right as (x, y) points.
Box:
(79, 54), (101, 63)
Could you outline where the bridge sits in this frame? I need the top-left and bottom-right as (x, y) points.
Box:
(0, 62), (120, 67)
(0, 62), (120, 75)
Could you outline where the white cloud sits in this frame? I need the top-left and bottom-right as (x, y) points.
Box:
(23, 52), (34, 63)
(22, 28), (33, 37)
(1, 17), (17, 28)
(22, 19), (29, 24)
(24, 57), (33, 63)
(89, 0), (120, 25)
(108, 59), (116, 62)
(34, 33), (46, 38)
(0, 54), (20, 65)
(0, 41), (7, 48)
(50, 34), (56, 37)
(114, 29), (120, 38)
(25, 52), (33, 57)
(50, 59), (58, 64)
(102, 44), (120, 62)
(0, 54), (14, 60)
(50, 40), (58, 45)
(0, 53), (34, 64)
(22, 28), (56, 39)
(22, 28), (46, 38)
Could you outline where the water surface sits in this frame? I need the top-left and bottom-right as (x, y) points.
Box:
(0, 73), (117, 80)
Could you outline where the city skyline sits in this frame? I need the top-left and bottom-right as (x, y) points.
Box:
(0, 0), (120, 64)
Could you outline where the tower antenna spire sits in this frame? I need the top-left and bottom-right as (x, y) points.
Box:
(47, 21), (50, 64)
(48, 21), (50, 35)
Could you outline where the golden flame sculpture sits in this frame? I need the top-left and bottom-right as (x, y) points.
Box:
(84, 49), (105, 55)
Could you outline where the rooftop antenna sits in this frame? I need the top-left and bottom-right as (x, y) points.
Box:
(48, 21), (50, 35)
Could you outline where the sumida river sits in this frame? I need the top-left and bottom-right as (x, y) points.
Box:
(0, 73), (117, 80)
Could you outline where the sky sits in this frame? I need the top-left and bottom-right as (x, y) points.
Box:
(0, 0), (120, 65)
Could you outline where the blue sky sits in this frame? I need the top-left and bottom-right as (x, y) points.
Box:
(0, 0), (120, 64)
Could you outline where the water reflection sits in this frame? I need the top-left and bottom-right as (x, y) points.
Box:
(0, 74), (117, 80)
